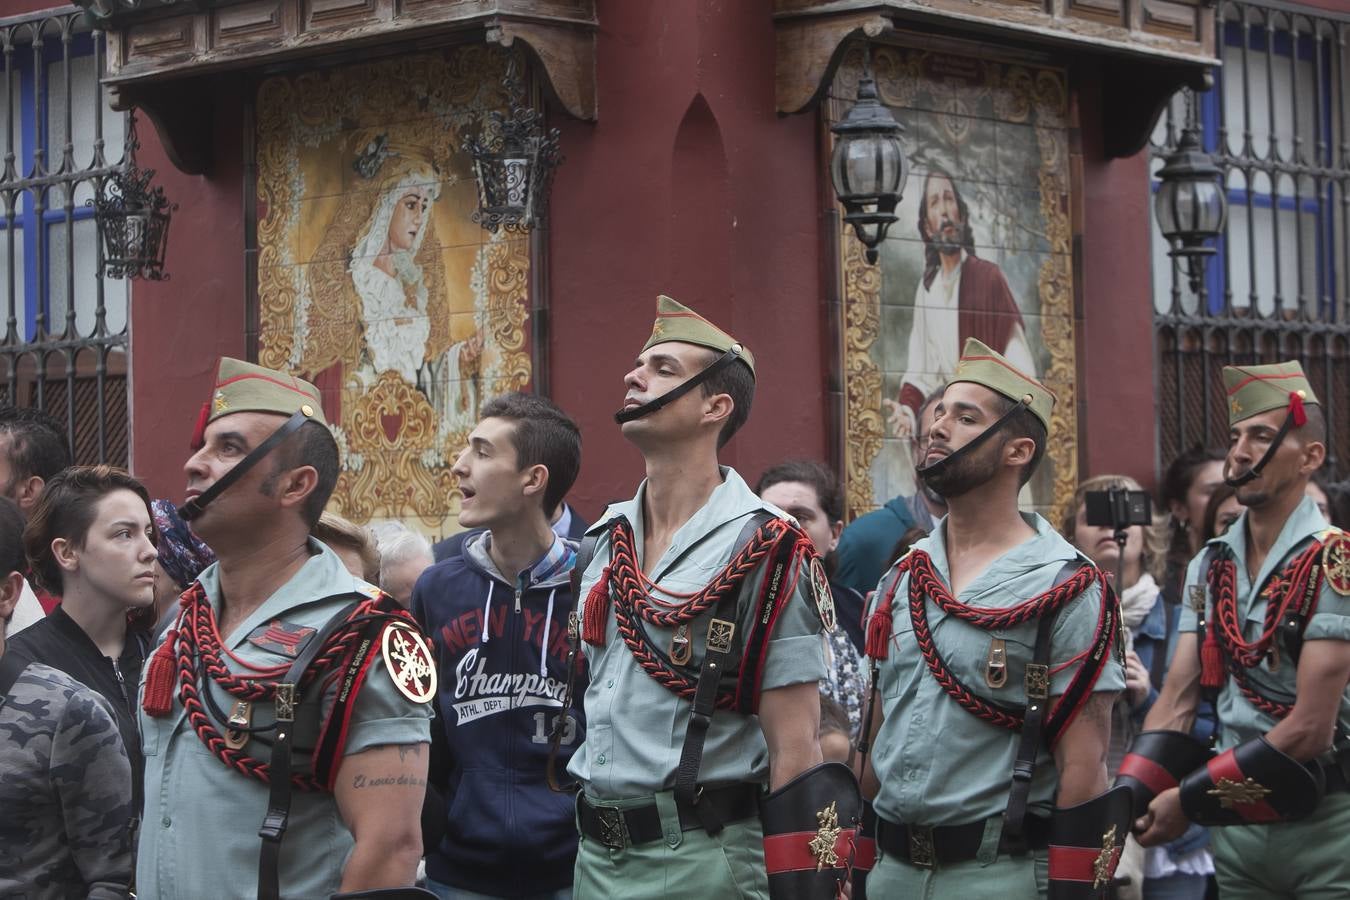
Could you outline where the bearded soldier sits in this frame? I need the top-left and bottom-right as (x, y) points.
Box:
(858, 338), (1128, 898)
(563, 296), (859, 899)
(136, 358), (435, 900)
(1126, 361), (1350, 899)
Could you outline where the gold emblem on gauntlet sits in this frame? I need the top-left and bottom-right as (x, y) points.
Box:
(1208, 776), (1272, 808)
(807, 801), (841, 871)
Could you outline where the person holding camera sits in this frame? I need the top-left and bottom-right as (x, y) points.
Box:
(858, 338), (1126, 898)
(1129, 361), (1350, 899)
(1065, 475), (1214, 899)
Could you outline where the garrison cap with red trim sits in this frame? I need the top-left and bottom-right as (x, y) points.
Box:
(190, 357), (327, 449)
(642, 295), (755, 377)
(951, 337), (1055, 431)
(1223, 360), (1319, 428)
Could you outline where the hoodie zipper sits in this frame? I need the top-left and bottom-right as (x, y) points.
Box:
(514, 585), (523, 614)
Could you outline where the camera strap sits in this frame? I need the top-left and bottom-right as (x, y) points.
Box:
(915, 395), (1031, 483)
(1225, 406), (1297, 488)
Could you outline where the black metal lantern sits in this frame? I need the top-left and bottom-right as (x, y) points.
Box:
(1155, 124), (1227, 294)
(468, 56), (563, 234)
(90, 115), (175, 280)
(830, 49), (908, 265)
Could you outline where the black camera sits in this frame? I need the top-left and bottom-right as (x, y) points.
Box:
(1084, 488), (1152, 530)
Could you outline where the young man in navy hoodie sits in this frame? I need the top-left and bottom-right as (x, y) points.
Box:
(413, 392), (584, 900)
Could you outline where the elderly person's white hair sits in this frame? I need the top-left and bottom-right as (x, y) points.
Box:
(371, 522), (434, 607)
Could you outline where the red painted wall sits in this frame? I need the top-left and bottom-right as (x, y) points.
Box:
(548, 0), (828, 518)
(1074, 65), (1158, 491)
(128, 86), (247, 503)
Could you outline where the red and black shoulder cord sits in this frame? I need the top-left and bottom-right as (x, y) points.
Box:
(578, 513), (816, 714)
(1199, 540), (1325, 719)
(862, 550), (1118, 744)
(141, 582), (417, 790)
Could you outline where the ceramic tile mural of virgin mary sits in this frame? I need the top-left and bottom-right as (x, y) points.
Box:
(256, 47), (531, 534)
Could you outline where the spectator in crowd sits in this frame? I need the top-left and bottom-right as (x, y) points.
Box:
(756, 460), (868, 734)
(314, 511), (380, 583)
(1308, 473), (1332, 521)
(834, 388), (946, 596)
(149, 498), (216, 628)
(1325, 478), (1350, 530)
(1159, 446), (1226, 604)
(818, 693), (852, 764)
(1065, 474), (1208, 898)
(1201, 483), (1241, 543)
(432, 498), (589, 563)
(412, 392), (585, 900)
(10, 465), (157, 813)
(0, 406), (73, 630)
(0, 494), (136, 899)
(371, 521), (434, 608)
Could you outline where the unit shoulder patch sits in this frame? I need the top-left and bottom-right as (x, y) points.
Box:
(808, 555), (836, 634)
(1322, 532), (1350, 597)
(381, 621), (437, 703)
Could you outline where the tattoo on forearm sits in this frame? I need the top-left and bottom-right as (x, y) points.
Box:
(351, 772), (427, 790)
(396, 744), (421, 763)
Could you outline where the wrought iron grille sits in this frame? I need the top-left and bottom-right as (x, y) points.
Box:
(0, 9), (129, 466)
(1151, 0), (1349, 481)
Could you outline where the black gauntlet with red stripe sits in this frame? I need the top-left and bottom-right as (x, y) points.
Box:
(760, 762), (863, 899)
(1047, 785), (1133, 899)
(1116, 730), (1212, 819)
(1178, 735), (1325, 825)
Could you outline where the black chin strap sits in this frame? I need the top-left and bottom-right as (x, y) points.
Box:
(915, 395), (1032, 486)
(613, 346), (745, 424)
(178, 410), (311, 521)
(1225, 406), (1297, 488)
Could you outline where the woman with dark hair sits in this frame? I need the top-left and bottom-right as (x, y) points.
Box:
(1159, 446), (1227, 603)
(1201, 483), (1242, 543)
(9, 465), (157, 810)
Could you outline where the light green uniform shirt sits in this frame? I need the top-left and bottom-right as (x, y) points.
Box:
(1177, 495), (1350, 751)
(567, 467), (827, 801)
(137, 540), (432, 900)
(866, 513), (1125, 827)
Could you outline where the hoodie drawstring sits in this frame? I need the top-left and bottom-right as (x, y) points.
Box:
(480, 581), (496, 645)
(540, 588), (557, 677)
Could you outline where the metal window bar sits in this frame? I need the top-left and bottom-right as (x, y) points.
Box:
(0, 9), (129, 467)
(1151, 0), (1350, 482)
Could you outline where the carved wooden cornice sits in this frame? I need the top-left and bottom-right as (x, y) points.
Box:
(775, 0), (1218, 158)
(74, 0), (595, 173)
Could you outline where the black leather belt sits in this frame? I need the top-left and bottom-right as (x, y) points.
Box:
(876, 814), (1050, 868)
(579, 784), (760, 851)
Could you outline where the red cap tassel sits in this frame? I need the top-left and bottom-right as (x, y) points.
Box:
(141, 629), (179, 717)
(1200, 620), (1224, 690)
(864, 596), (893, 661)
(189, 401), (210, 450)
(1289, 391), (1308, 428)
(581, 567), (611, 646)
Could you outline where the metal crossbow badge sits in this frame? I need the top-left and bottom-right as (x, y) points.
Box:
(381, 622), (437, 703)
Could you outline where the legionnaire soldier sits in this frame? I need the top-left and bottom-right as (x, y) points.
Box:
(136, 358), (436, 900)
(564, 296), (860, 899)
(1127, 361), (1350, 898)
(858, 338), (1128, 898)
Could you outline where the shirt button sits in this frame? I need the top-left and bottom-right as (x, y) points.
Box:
(161, 815), (172, 827)
(606, 679), (615, 689)
(596, 754), (607, 765)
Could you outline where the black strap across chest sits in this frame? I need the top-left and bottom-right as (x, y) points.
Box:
(255, 596), (391, 900)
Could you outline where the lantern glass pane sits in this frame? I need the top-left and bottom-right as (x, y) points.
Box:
(1153, 182), (1179, 236)
(1191, 179), (1224, 234)
(833, 136), (886, 197)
